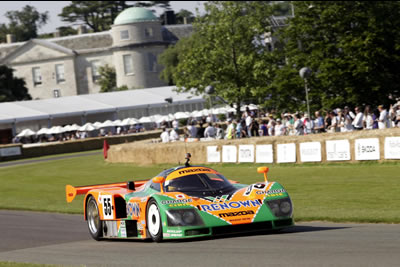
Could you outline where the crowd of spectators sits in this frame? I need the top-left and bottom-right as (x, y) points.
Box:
(160, 101), (400, 142)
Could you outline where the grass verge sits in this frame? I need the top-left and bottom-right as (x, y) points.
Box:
(0, 152), (399, 223)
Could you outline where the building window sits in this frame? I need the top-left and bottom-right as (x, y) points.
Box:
(144, 27), (153, 38)
(91, 60), (101, 82)
(123, 54), (134, 75)
(120, 30), (130, 40)
(147, 53), (157, 72)
(32, 67), (42, 86)
(55, 64), (65, 83)
(53, 89), (61, 98)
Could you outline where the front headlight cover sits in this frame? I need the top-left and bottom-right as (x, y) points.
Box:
(266, 197), (293, 218)
(166, 208), (204, 227)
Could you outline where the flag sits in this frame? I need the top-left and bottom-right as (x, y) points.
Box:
(103, 139), (110, 159)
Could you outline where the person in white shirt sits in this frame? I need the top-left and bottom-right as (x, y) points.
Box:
(160, 128), (170, 143)
(378, 105), (390, 129)
(172, 119), (179, 131)
(187, 122), (198, 138)
(169, 128), (179, 141)
(294, 114), (304, 135)
(340, 109), (354, 132)
(352, 106), (364, 130)
(274, 119), (286, 136)
(363, 105), (374, 130)
(303, 114), (313, 134)
(204, 123), (216, 138)
(245, 112), (253, 137)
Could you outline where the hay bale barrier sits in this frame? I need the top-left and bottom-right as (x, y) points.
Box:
(107, 128), (400, 165)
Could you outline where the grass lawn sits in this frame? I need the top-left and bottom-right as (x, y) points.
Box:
(0, 152), (399, 223)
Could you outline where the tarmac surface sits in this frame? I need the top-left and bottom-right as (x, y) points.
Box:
(0, 210), (399, 266)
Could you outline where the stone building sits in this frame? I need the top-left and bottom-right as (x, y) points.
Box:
(0, 7), (193, 100)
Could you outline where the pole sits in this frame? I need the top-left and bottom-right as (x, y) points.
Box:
(304, 79), (311, 117)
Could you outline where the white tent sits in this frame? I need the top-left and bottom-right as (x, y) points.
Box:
(37, 127), (50, 135)
(174, 111), (190, 119)
(17, 128), (36, 137)
(121, 118), (139, 125)
(69, 124), (81, 131)
(113, 119), (123, 126)
(99, 120), (115, 128)
(92, 121), (103, 129)
(48, 126), (64, 134)
(79, 123), (96, 131)
(139, 116), (152, 123)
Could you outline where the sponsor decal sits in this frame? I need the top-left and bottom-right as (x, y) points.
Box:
(178, 168), (212, 175)
(163, 233), (171, 237)
(167, 229), (182, 233)
(256, 189), (286, 195)
(137, 224), (143, 230)
(244, 183), (266, 196)
(161, 199), (193, 205)
(168, 203), (190, 207)
(126, 202), (140, 217)
(219, 210), (255, 218)
(119, 221), (127, 238)
(199, 199), (262, 212)
(176, 194), (186, 199)
(141, 198), (147, 202)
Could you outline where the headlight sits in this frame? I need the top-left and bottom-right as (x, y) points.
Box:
(266, 197), (293, 218)
(166, 209), (204, 226)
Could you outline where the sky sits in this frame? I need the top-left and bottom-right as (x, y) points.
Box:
(0, 1), (206, 34)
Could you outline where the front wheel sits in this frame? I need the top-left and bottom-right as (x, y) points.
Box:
(86, 196), (103, 241)
(147, 199), (163, 242)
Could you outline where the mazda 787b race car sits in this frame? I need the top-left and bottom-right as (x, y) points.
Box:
(66, 158), (294, 242)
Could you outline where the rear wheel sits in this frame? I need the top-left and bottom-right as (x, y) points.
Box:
(86, 196), (103, 241)
(147, 199), (163, 242)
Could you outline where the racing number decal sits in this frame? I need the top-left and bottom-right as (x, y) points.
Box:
(102, 196), (114, 219)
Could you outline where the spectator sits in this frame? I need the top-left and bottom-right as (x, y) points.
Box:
(215, 124), (224, 139)
(303, 114), (313, 134)
(313, 111), (325, 133)
(274, 119), (286, 136)
(187, 121), (198, 138)
(352, 106), (364, 130)
(259, 120), (268, 136)
(267, 115), (276, 136)
(344, 106), (355, 120)
(172, 119), (179, 131)
(340, 108), (354, 132)
(327, 111), (337, 133)
(363, 105), (374, 130)
(294, 114), (304, 135)
(226, 119), (236, 140)
(160, 128), (170, 143)
(245, 111), (253, 137)
(378, 105), (390, 129)
(204, 123), (216, 138)
(250, 116), (259, 137)
(169, 128), (179, 141)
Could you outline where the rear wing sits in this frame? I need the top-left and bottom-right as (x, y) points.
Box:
(66, 180), (148, 203)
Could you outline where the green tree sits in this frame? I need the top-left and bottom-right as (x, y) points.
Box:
(168, 1), (275, 117)
(274, 1), (400, 111)
(0, 5), (48, 42)
(175, 9), (195, 24)
(0, 65), (31, 102)
(98, 65), (128, 92)
(59, 1), (170, 32)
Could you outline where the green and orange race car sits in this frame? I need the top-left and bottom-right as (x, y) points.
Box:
(66, 156), (294, 242)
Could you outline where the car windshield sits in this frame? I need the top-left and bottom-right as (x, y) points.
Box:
(164, 173), (235, 197)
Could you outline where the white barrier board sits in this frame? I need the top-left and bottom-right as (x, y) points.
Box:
(300, 142), (321, 162)
(326, 140), (351, 161)
(222, 145), (237, 163)
(384, 137), (400, 159)
(256, 144), (273, 163)
(277, 143), (296, 163)
(238, 145), (254, 163)
(207, 146), (220, 163)
(0, 146), (21, 157)
(355, 138), (380, 160)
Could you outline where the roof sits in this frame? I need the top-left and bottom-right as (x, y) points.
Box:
(0, 86), (205, 124)
(114, 7), (159, 25)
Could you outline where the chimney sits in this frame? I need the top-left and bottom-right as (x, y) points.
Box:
(183, 17), (187, 25)
(77, 25), (87, 35)
(165, 10), (176, 25)
(6, 34), (16, 44)
(53, 31), (60, 38)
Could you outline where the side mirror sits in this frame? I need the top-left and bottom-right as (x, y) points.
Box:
(152, 176), (165, 184)
(257, 167), (269, 182)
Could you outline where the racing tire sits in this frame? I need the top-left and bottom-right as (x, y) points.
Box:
(147, 199), (163, 242)
(86, 196), (103, 241)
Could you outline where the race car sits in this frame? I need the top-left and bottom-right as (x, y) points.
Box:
(66, 155), (294, 242)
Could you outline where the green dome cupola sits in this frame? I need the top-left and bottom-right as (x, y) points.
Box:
(114, 7), (159, 25)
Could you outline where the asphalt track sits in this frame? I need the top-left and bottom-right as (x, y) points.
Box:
(0, 211), (399, 267)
